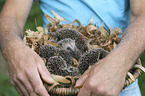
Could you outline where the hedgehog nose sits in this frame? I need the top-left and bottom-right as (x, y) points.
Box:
(72, 50), (81, 60)
(67, 47), (81, 59)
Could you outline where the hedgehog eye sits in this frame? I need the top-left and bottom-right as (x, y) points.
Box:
(67, 47), (71, 50)
(70, 67), (73, 71)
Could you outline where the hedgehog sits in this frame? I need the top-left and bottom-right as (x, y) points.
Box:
(46, 56), (68, 76)
(78, 48), (108, 74)
(97, 48), (108, 59)
(57, 49), (73, 66)
(39, 44), (73, 66)
(39, 45), (57, 59)
(57, 38), (82, 59)
(47, 56), (80, 76)
(59, 66), (80, 88)
(52, 28), (88, 53)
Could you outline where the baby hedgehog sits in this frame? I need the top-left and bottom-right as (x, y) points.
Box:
(39, 44), (73, 66)
(78, 48), (108, 74)
(39, 45), (57, 59)
(57, 49), (73, 66)
(46, 56), (68, 76)
(57, 38), (82, 59)
(47, 56), (80, 76)
(53, 28), (88, 54)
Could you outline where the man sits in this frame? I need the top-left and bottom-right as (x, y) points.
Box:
(0, 0), (145, 96)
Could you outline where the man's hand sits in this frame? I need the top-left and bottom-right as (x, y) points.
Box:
(75, 1), (145, 95)
(0, 0), (55, 95)
(75, 51), (128, 96)
(3, 39), (55, 96)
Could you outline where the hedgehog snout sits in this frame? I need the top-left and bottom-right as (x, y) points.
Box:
(68, 47), (81, 59)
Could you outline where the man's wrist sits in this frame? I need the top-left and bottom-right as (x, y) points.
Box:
(107, 48), (130, 73)
(1, 37), (24, 58)
(109, 46), (137, 72)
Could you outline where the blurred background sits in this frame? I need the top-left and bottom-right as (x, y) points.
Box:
(0, 0), (145, 96)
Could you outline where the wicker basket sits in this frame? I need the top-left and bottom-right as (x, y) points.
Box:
(23, 11), (144, 96)
(42, 58), (142, 96)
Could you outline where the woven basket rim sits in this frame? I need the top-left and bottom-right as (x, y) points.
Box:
(45, 58), (142, 96)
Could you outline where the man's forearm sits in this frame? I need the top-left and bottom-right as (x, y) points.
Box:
(0, 14), (23, 51)
(113, 13), (145, 70)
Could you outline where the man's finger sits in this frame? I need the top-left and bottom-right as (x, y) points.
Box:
(14, 86), (23, 96)
(75, 68), (91, 87)
(11, 81), (23, 95)
(28, 69), (50, 96)
(33, 52), (55, 84)
(91, 92), (104, 96)
(78, 81), (92, 96)
(30, 92), (38, 96)
(14, 79), (29, 96)
(37, 60), (55, 84)
(17, 74), (34, 94)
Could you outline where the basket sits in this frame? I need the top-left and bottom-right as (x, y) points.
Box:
(23, 10), (145, 96)
(42, 58), (142, 96)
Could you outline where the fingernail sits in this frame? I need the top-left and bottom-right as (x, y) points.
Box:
(74, 80), (80, 87)
(74, 85), (82, 88)
(74, 82), (82, 88)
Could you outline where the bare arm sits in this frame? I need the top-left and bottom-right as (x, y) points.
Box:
(0, 0), (55, 96)
(119, 0), (145, 68)
(0, 0), (32, 48)
(76, 0), (145, 96)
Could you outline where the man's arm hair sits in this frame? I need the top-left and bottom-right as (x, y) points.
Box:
(0, 0), (33, 50)
(114, 0), (145, 70)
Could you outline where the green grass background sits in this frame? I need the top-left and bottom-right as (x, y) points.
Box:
(0, 0), (145, 96)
